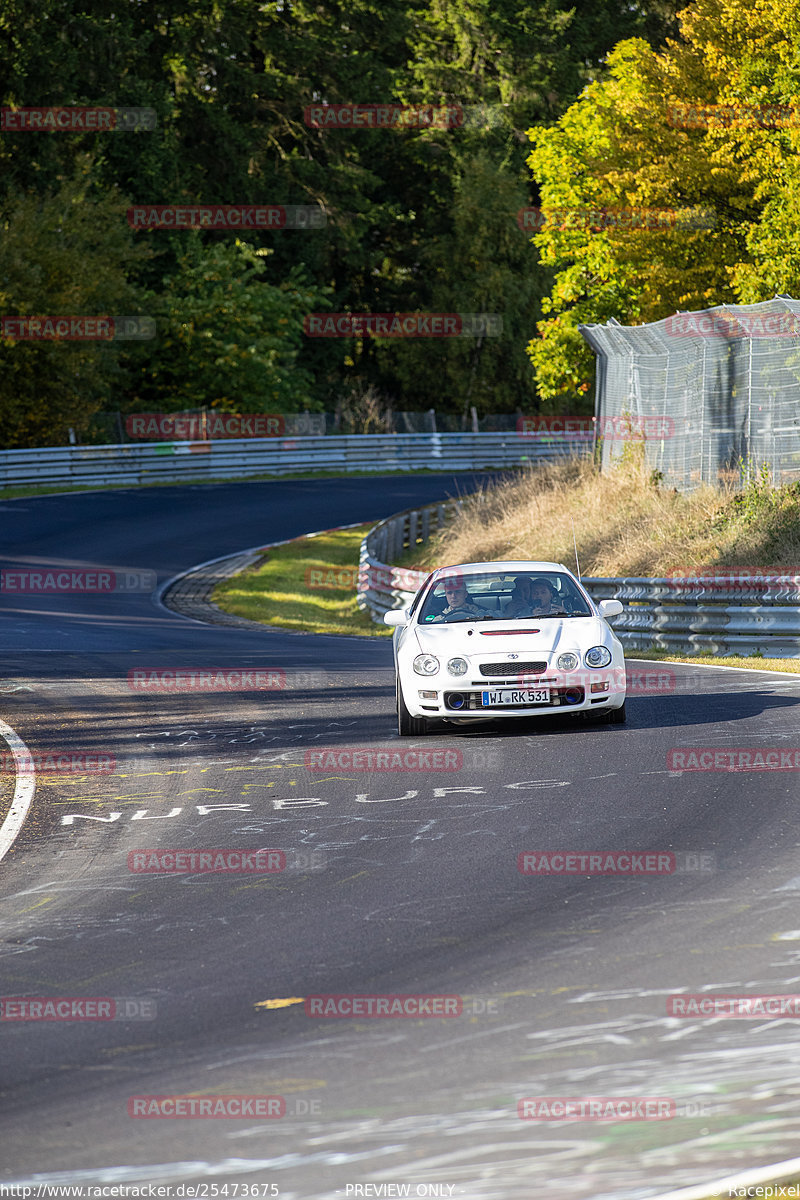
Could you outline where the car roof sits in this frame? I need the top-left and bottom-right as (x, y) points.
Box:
(431, 561), (574, 580)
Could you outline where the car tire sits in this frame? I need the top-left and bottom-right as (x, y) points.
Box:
(607, 700), (626, 724)
(396, 679), (428, 737)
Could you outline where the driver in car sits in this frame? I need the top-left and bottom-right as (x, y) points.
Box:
(431, 575), (491, 622)
(504, 576), (565, 617)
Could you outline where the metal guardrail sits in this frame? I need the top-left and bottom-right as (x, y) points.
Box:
(357, 503), (450, 618)
(0, 432), (588, 489)
(582, 576), (800, 656)
(358, 509), (800, 656)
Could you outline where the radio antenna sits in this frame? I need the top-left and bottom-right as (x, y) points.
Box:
(572, 519), (581, 582)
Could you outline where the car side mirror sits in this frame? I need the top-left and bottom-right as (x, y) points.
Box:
(384, 609), (410, 627)
(598, 599), (623, 618)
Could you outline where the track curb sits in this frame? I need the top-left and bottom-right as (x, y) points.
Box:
(0, 720), (36, 863)
(156, 521), (372, 636)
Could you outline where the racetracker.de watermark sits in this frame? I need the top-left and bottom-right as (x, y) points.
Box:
(1, 997), (156, 1020)
(512, 668), (676, 697)
(516, 415), (674, 439)
(668, 994), (800, 1017)
(125, 846), (328, 873)
(128, 204), (324, 229)
(1, 106), (156, 131)
(128, 848), (286, 874)
(304, 745), (501, 772)
(305, 564), (426, 591)
(304, 313), (502, 337)
(0, 752), (115, 775)
(0, 316), (155, 340)
(304, 103), (504, 129)
(625, 668), (677, 695)
(666, 569), (800, 592)
(126, 413), (287, 439)
(665, 312), (800, 338)
(1, 570), (155, 593)
(126, 849), (286, 878)
(518, 1097), (675, 1120)
(668, 748), (800, 772)
(307, 746), (455, 771)
(305, 994), (462, 1017)
(666, 101), (800, 129)
(517, 206), (715, 232)
(128, 1095), (286, 1118)
(517, 851), (716, 874)
(126, 668), (326, 692)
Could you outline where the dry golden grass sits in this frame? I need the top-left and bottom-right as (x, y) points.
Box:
(411, 452), (800, 577)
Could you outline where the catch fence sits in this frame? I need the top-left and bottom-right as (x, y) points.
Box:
(580, 296), (800, 491)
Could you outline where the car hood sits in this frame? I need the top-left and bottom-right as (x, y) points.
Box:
(411, 616), (612, 659)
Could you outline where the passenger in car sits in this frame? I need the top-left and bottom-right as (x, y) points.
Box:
(503, 576), (565, 617)
(503, 575), (535, 618)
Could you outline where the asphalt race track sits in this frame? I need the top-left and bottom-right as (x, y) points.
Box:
(2, 475), (800, 1199)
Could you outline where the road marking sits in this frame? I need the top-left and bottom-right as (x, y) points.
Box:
(0, 718), (36, 863)
(254, 997), (306, 1010)
(17, 897), (52, 915)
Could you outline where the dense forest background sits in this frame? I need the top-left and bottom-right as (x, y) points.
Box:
(3, 0), (792, 446)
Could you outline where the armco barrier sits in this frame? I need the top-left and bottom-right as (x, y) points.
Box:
(357, 503), (450, 618)
(358, 512), (800, 656)
(582, 576), (800, 656)
(0, 432), (588, 489)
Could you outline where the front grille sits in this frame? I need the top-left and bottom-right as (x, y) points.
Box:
(479, 660), (547, 677)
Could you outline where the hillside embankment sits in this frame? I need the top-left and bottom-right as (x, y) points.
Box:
(410, 455), (800, 577)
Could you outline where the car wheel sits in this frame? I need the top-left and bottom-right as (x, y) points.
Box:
(396, 679), (428, 737)
(607, 700), (626, 724)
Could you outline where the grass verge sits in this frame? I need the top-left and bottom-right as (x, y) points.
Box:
(212, 524), (392, 637)
(631, 648), (800, 674)
(413, 450), (800, 577)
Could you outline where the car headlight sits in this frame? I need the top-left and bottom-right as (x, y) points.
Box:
(413, 653), (440, 676)
(557, 652), (579, 671)
(447, 657), (468, 677)
(585, 645), (612, 668)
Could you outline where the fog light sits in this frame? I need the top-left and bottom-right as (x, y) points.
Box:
(448, 693), (465, 709)
(564, 688), (583, 705)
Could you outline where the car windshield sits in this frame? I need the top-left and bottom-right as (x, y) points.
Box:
(417, 570), (593, 624)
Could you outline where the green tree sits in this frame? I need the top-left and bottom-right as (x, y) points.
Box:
(0, 0), (683, 429)
(524, 0), (800, 401)
(127, 238), (328, 412)
(0, 172), (149, 447)
(372, 150), (548, 414)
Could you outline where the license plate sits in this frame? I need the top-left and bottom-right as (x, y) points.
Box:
(481, 688), (551, 707)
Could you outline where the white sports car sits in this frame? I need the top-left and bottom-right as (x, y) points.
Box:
(384, 561), (626, 736)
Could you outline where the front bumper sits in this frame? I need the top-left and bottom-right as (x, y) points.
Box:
(404, 671), (626, 719)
